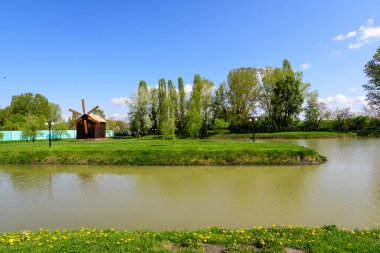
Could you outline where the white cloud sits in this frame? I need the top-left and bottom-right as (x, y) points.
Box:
(348, 41), (368, 49)
(346, 31), (357, 38)
(333, 34), (345, 41)
(319, 94), (367, 112)
(109, 113), (129, 121)
(184, 83), (193, 94)
(333, 19), (380, 49)
(110, 97), (130, 105)
(358, 26), (380, 41)
(300, 63), (311, 71)
(346, 88), (357, 93)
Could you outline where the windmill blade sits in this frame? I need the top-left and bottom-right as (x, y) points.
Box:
(87, 105), (99, 115)
(82, 99), (86, 114)
(69, 108), (81, 116)
(71, 117), (83, 128)
(84, 119), (88, 134)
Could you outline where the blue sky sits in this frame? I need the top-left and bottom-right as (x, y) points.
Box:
(1, 0), (380, 120)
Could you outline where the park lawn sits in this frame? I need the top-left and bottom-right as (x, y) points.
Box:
(0, 138), (325, 165)
(0, 226), (379, 253)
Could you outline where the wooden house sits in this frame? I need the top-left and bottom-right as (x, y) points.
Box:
(76, 113), (106, 139)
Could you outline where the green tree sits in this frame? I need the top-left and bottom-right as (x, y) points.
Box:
(363, 46), (380, 108)
(213, 118), (230, 134)
(177, 77), (186, 135)
(47, 103), (63, 123)
(185, 74), (203, 138)
(158, 78), (168, 134)
(128, 81), (152, 137)
(332, 107), (353, 131)
(303, 90), (330, 130)
(162, 80), (177, 139)
(200, 79), (214, 136)
(227, 68), (259, 132)
(211, 82), (228, 123)
(265, 59), (306, 131)
(22, 114), (43, 142)
(1, 114), (26, 130)
(137, 81), (152, 136)
(149, 87), (159, 135)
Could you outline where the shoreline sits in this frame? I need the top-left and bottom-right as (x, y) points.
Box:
(1, 226), (378, 252)
(0, 139), (326, 166)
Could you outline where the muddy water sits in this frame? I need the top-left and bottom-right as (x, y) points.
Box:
(0, 139), (379, 231)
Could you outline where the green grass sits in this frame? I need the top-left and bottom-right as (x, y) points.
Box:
(210, 131), (363, 139)
(1, 226), (379, 252)
(0, 138), (326, 165)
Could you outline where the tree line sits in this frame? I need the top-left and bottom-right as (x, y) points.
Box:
(129, 56), (380, 138)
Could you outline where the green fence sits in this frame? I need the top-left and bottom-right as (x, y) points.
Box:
(0, 130), (114, 141)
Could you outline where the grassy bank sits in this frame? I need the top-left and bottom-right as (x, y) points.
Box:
(0, 139), (325, 165)
(1, 226), (379, 252)
(209, 131), (380, 139)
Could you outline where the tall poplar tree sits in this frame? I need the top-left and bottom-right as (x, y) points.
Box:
(185, 74), (203, 138)
(158, 78), (167, 134)
(177, 77), (186, 135)
(128, 80), (152, 137)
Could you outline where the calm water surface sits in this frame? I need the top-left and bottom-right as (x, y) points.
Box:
(0, 138), (379, 231)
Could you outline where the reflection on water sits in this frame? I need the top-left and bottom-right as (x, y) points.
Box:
(0, 139), (380, 231)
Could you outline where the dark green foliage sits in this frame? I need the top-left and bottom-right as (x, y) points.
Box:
(269, 60), (304, 131)
(177, 77), (186, 135)
(363, 46), (380, 107)
(158, 78), (168, 134)
(0, 93), (63, 131)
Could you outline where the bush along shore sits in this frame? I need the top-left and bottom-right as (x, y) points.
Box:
(0, 139), (326, 165)
(209, 131), (380, 139)
(1, 226), (379, 253)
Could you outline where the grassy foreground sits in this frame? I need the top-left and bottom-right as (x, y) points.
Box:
(0, 138), (325, 165)
(210, 131), (373, 139)
(1, 226), (379, 252)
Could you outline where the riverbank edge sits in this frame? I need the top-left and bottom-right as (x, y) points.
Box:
(0, 149), (326, 166)
(209, 131), (380, 139)
(1, 226), (378, 252)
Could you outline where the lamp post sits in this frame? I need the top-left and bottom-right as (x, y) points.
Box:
(153, 128), (156, 138)
(45, 121), (55, 147)
(249, 117), (256, 142)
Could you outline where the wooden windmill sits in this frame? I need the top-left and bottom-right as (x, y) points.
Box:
(69, 99), (106, 139)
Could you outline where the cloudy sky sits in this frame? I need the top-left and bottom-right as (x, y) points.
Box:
(1, 0), (380, 120)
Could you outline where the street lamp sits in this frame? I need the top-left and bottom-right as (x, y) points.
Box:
(45, 121), (55, 147)
(152, 128), (156, 138)
(249, 117), (256, 142)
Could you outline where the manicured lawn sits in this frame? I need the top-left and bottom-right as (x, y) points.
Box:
(0, 138), (325, 165)
(1, 226), (379, 252)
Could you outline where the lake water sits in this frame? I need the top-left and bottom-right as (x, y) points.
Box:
(0, 138), (379, 232)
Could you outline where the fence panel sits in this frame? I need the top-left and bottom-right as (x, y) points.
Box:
(0, 130), (113, 141)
